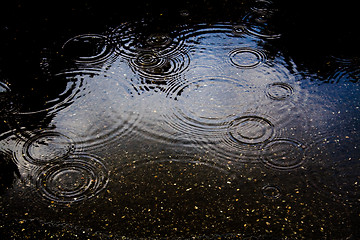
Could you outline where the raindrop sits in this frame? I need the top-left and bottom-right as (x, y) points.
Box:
(261, 139), (306, 170)
(229, 48), (267, 69)
(262, 184), (281, 199)
(265, 82), (294, 100)
(22, 131), (75, 164)
(62, 34), (114, 64)
(228, 116), (274, 144)
(35, 154), (109, 205)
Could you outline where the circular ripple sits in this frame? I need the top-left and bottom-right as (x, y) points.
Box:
(265, 82), (294, 100)
(238, 14), (282, 39)
(229, 48), (267, 69)
(110, 23), (186, 59)
(261, 139), (306, 170)
(228, 116), (274, 144)
(23, 132), (75, 164)
(129, 50), (190, 80)
(62, 34), (114, 64)
(262, 185), (281, 199)
(164, 77), (257, 140)
(35, 154), (109, 204)
(145, 33), (173, 48)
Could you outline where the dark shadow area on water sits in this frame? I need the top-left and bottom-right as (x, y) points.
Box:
(0, 0), (359, 239)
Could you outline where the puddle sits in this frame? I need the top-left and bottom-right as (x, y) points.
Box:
(0, 0), (359, 239)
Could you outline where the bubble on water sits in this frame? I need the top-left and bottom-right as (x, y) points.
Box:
(229, 48), (267, 69)
(228, 115), (274, 144)
(35, 154), (109, 205)
(262, 184), (281, 199)
(265, 82), (294, 100)
(62, 34), (114, 64)
(261, 139), (306, 170)
(22, 131), (75, 164)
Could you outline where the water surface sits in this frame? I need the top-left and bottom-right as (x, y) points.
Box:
(0, 0), (359, 239)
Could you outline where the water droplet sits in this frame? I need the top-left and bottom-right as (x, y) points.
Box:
(35, 154), (109, 205)
(229, 48), (267, 69)
(261, 139), (306, 170)
(228, 116), (274, 144)
(265, 82), (294, 100)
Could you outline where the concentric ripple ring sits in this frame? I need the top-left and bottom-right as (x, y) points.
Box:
(229, 48), (267, 69)
(228, 116), (274, 144)
(22, 131), (75, 164)
(261, 139), (306, 170)
(265, 82), (294, 100)
(35, 154), (109, 205)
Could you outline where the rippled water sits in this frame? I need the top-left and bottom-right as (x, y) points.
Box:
(0, 0), (359, 239)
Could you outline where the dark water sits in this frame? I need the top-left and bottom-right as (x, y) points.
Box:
(0, 0), (359, 239)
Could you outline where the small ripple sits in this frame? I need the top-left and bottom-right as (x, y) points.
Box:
(326, 64), (360, 84)
(128, 49), (190, 81)
(229, 47), (267, 69)
(13, 129), (79, 169)
(22, 131), (75, 164)
(228, 115), (275, 144)
(262, 184), (281, 199)
(35, 153), (109, 205)
(265, 82), (294, 100)
(110, 22), (186, 59)
(233, 13), (281, 39)
(261, 138), (306, 170)
(210, 113), (277, 163)
(250, 0), (277, 14)
(62, 34), (115, 65)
